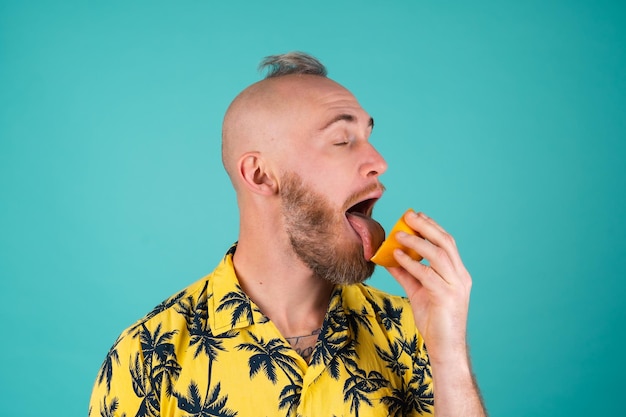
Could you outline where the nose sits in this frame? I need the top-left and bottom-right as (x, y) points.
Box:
(361, 143), (388, 178)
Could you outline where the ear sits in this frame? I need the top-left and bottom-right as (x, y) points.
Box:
(238, 152), (277, 195)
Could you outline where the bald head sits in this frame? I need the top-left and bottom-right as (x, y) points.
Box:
(221, 53), (356, 191)
(222, 75), (346, 183)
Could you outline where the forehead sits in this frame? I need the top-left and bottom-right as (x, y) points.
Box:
(276, 75), (371, 127)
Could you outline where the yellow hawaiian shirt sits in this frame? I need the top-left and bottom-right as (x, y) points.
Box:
(89, 246), (434, 417)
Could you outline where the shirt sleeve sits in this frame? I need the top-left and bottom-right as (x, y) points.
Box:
(88, 329), (155, 417)
(406, 332), (435, 416)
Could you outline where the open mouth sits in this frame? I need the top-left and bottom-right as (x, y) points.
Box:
(345, 198), (378, 219)
(344, 197), (385, 260)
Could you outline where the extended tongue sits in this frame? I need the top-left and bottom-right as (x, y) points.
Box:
(346, 212), (386, 260)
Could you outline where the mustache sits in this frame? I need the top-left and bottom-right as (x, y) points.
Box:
(344, 182), (386, 210)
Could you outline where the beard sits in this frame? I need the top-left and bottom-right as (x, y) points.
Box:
(280, 171), (375, 285)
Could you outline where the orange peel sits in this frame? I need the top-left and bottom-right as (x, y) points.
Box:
(370, 209), (423, 267)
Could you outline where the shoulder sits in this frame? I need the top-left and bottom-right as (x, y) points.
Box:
(115, 273), (212, 348)
(359, 283), (411, 308)
(341, 283), (417, 332)
(347, 283), (412, 313)
(108, 250), (238, 353)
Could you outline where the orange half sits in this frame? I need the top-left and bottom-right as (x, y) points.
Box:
(370, 209), (423, 267)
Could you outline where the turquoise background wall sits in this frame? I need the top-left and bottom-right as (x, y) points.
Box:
(1, 1), (625, 415)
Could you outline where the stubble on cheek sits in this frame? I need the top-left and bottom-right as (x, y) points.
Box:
(280, 172), (375, 285)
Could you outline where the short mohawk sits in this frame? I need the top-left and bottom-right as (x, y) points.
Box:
(258, 51), (328, 78)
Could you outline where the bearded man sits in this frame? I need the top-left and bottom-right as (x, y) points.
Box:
(89, 52), (487, 417)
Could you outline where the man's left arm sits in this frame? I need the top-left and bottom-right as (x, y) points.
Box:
(386, 210), (487, 417)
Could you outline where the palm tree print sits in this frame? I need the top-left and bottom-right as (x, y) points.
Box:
(375, 340), (410, 378)
(175, 281), (240, 407)
(405, 335), (432, 386)
(344, 305), (374, 340)
(130, 352), (160, 417)
(175, 281), (209, 336)
(137, 323), (181, 399)
(278, 383), (302, 416)
(99, 396), (127, 417)
(236, 332), (301, 384)
(175, 281), (237, 361)
(380, 387), (408, 417)
(407, 354), (434, 414)
(374, 297), (404, 333)
(382, 383), (434, 416)
(142, 290), (187, 325)
(310, 295), (352, 379)
(97, 336), (121, 392)
(216, 286), (254, 328)
(89, 252), (435, 417)
(381, 334), (434, 416)
(236, 332), (303, 412)
(343, 368), (389, 417)
(174, 381), (238, 417)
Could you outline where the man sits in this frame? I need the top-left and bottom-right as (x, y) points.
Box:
(89, 52), (486, 417)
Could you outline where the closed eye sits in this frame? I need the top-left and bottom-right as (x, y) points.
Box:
(334, 141), (349, 146)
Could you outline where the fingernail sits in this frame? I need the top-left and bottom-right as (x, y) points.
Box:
(396, 231), (408, 239)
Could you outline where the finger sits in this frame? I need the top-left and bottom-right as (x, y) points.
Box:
(403, 211), (465, 270)
(395, 232), (456, 285)
(391, 249), (455, 300)
(392, 247), (473, 312)
(404, 211), (455, 252)
(386, 258), (444, 303)
(410, 210), (447, 235)
(386, 265), (426, 299)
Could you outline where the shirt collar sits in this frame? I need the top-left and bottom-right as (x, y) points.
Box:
(209, 244), (376, 337)
(210, 246), (269, 336)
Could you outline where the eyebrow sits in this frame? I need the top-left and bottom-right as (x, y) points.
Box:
(320, 114), (375, 131)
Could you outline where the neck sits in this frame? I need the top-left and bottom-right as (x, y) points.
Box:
(233, 224), (334, 338)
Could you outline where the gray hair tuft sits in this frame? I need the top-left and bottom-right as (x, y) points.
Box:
(258, 51), (328, 78)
